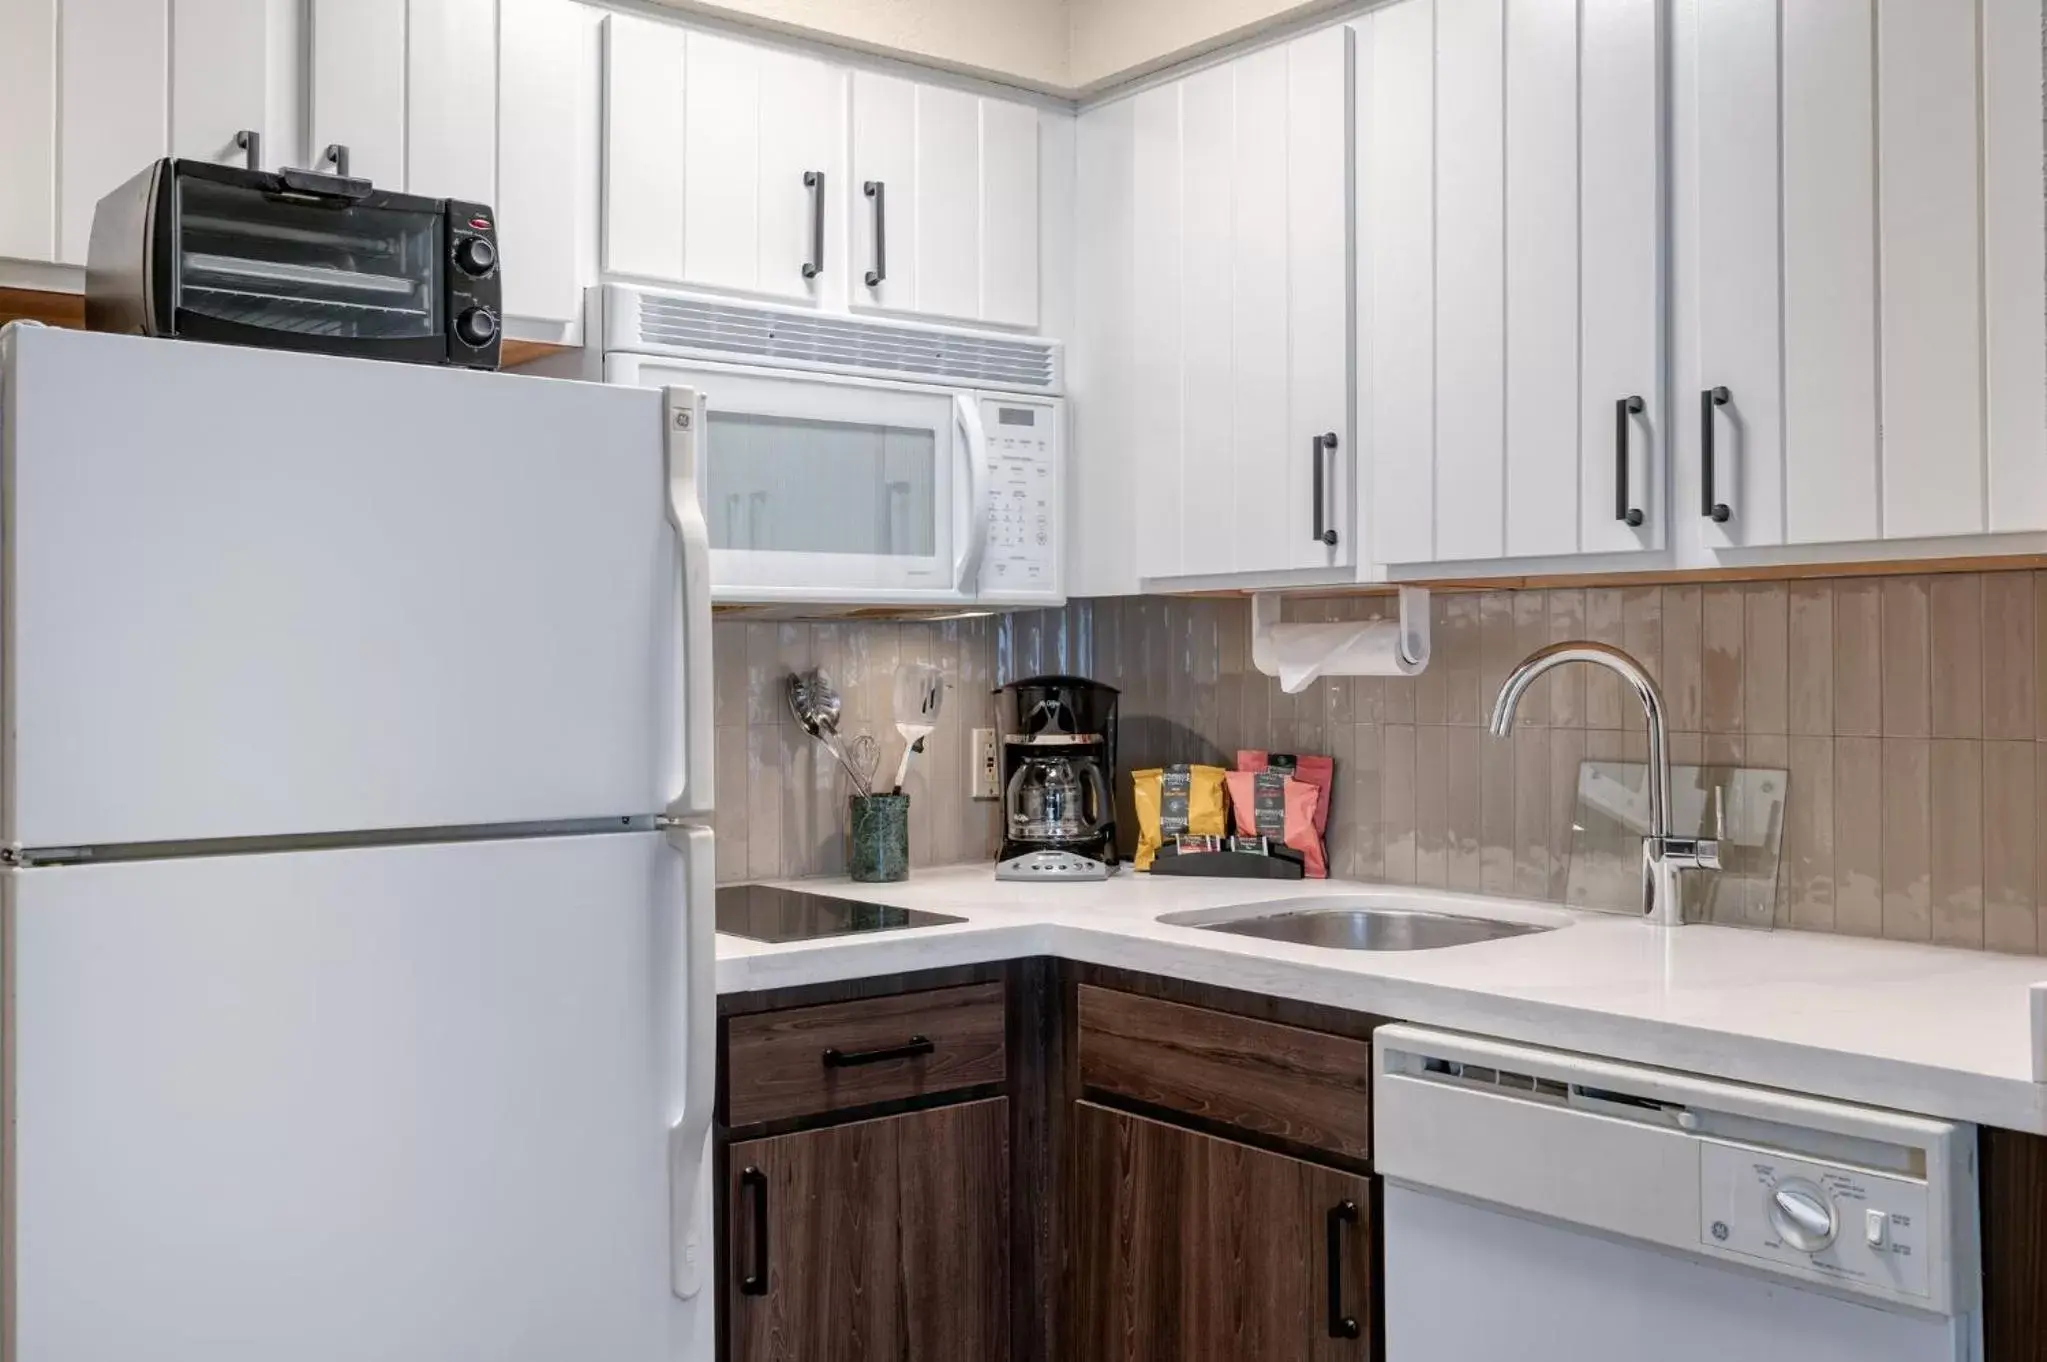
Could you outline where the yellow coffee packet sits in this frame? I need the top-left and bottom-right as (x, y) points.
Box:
(1132, 763), (1227, 871)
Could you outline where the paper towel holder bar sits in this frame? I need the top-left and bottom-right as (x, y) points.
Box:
(1250, 586), (1431, 684)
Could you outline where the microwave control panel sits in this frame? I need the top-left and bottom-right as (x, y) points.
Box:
(979, 398), (1060, 600)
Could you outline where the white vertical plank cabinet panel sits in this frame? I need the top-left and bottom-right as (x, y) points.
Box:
(1876, 0), (1982, 539)
(1694, 0), (1783, 547)
(851, 71), (917, 311)
(0, 0), (57, 262)
(600, 13), (686, 281)
(499, 0), (590, 325)
(1781, 0), (1879, 544)
(1433, 0), (1506, 563)
(980, 97), (1041, 327)
(913, 84), (980, 321)
(1287, 25), (1353, 570)
(1351, 17), (1375, 568)
(1984, 0), (2047, 530)
(1179, 64), (1238, 575)
(757, 49), (842, 303)
(1502, 0), (1579, 558)
(681, 32), (762, 294)
(309, 0), (405, 194)
(58, 0), (168, 265)
(1232, 45), (1292, 575)
(1578, 0), (1663, 553)
(1368, 0), (1436, 566)
(1071, 100), (1139, 595)
(171, 0), (274, 167)
(408, 0), (497, 205)
(1132, 84), (1185, 579)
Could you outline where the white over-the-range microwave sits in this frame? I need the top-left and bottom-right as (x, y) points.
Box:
(577, 284), (1064, 610)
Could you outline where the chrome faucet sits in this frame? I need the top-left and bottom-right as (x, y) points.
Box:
(1488, 642), (1719, 927)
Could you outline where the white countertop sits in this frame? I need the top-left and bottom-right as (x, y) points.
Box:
(717, 866), (2047, 1135)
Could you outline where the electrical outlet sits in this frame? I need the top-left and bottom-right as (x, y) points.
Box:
(971, 728), (1001, 799)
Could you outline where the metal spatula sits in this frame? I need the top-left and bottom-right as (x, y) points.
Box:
(889, 662), (945, 794)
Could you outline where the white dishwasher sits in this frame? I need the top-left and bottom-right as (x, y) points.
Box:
(1374, 1026), (1981, 1362)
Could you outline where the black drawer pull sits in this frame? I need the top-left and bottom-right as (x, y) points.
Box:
(1311, 432), (1340, 547)
(1326, 1199), (1361, 1339)
(1615, 395), (1646, 528)
(739, 1165), (769, 1296)
(822, 1035), (935, 1068)
(863, 180), (886, 287)
(1700, 386), (1732, 523)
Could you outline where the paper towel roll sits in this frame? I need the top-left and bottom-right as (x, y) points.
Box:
(1251, 590), (1431, 694)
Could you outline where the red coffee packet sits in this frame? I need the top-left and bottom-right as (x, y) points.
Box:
(1236, 751), (1334, 878)
(1224, 768), (1325, 878)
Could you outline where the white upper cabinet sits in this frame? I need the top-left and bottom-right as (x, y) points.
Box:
(1364, 0), (1665, 570)
(849, 72), (1042, 328)
(603, 15), (843, 304)
(1124, 25), (1354, 583)
(0, 0), (59, 264)
(308, 0), (406, 190)
(498, 0), (599, 329)
(1683, 0), (2047, 550)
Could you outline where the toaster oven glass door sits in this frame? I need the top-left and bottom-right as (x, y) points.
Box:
(607, 358), (975, 604)
(172, 176), (442, 342)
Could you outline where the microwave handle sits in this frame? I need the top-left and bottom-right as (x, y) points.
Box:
(663, 386), (716, 821)
(954, 395), (991, 593)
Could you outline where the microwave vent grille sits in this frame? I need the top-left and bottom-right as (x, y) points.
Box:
(630, 295), (1057, 389)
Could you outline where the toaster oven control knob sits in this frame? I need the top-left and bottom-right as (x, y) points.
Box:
(454, 307), (498, 348)
(453, 236), (496, 276)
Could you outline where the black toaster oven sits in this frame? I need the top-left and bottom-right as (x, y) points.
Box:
(85, 159), (501, 369)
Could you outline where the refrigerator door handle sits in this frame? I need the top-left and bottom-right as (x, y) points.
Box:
(667, 820), (717, 1299)
(663, 386), (716, 820)
(952, 394), (991, 595)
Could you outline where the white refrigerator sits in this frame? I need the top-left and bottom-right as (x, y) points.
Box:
(0, 326), (719, 1361)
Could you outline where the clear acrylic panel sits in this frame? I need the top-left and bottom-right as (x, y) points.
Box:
(704, 411), (937, 556)
(1564, 760), (1788, 928)
(173, 176), (441, 339)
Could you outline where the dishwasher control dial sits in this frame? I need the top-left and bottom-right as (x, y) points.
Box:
(1769, 1179), (1837, 1253)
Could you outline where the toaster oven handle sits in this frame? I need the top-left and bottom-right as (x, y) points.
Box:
(953, 394), (991, 594)
(278, 165), (374, 203)
(663, 385), (717, 822)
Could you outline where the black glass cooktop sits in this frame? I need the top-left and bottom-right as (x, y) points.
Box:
(714, 884), (965, 944)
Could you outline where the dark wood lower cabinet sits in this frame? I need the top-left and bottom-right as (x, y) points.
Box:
(1070, 1100), (1373, 1362)
(728, 1097), (1010, 1362)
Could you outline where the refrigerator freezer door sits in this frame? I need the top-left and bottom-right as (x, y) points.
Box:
(5, 831), (714, 1362)
(2, 327), (697, 849)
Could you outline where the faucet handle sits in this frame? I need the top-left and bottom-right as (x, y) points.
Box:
(1662, 834), (1721, 872)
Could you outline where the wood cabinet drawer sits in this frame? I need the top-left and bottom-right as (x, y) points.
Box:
(726, 982), (1006, 1126)
(1077, 985), (1374, 1161)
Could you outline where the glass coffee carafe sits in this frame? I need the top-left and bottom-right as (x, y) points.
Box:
(1005, 755), (1112, 843)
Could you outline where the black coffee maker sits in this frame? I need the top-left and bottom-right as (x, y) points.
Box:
(994, 676), (1120, 881)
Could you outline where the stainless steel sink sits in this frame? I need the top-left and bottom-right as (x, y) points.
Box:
(1158, 899), (1556, 951)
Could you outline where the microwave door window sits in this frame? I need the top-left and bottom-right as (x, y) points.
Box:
(704, 411), (938, 574)
(173, 176), (441, 339)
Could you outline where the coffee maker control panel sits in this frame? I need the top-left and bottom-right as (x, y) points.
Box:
(978, 398), (1059, 603)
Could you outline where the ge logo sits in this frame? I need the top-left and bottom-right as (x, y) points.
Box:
(1711, 1221), (1731, 1242)
(672, 409), (693, 430)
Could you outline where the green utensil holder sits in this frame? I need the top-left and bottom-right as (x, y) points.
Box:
(848, 794), (910, 882)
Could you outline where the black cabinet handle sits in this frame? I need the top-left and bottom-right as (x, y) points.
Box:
(739, 1166), (769, 1296)
(802, 170), (825, 279)
(863, 180), (886, 287)
(235, 128), (261, 171)
(1310, 432), (1340, 547)
(822, 1034), (934, 1068)
(321, 142), (351, 178)
(1326, 1200), (1361, 1340)
(1614, 395), (1646, 528)
(1700, 386), (1732, 523)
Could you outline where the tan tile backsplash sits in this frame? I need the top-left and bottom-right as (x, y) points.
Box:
(716, 568), (2047, 957)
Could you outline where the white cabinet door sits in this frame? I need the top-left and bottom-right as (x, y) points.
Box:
(171, 0), (300, 173)
(1284, 26), (1352, 572)
(408, 0), (496, 205)
(753, 46), (842, 300)
(499, 0), (595, 328)
(851, 71), (1041, 326)
(1129, 83), (1184, 580)
(1231, 45), (1292, 575)
(308, 0), (405, 190)
(1363, 0), (1662, 569)
(601, 11), (686, 282)
(1176, 65), (1237, 575)
(58, 0), (168, 265)
(0, 0), (58, 264)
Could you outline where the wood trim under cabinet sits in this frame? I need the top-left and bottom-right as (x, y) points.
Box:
(0, 287), (84, 330)
(1077, 984), (1376, 1162)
